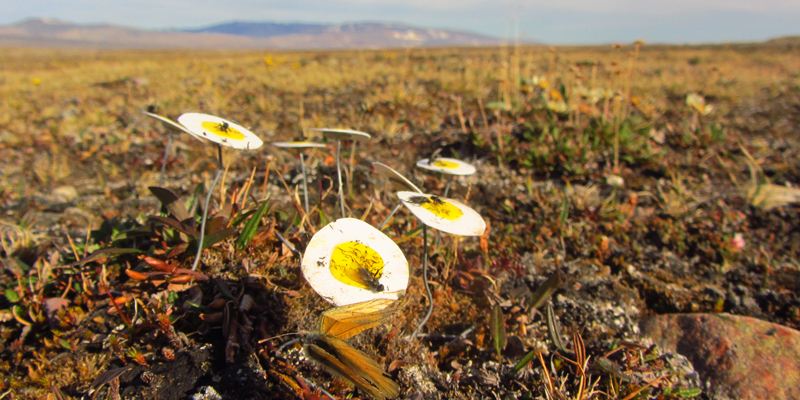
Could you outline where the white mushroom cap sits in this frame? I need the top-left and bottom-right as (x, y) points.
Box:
(309, 128), (371, 142)
(272, 141), (327, 149)
(142, 111), (196, 137)
(416, 157), (476, 176)
(301, 218), (409, 306)
(397, 191), (486, 236)
(177, 113), (263, 150)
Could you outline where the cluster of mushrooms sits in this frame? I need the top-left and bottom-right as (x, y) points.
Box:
(143, 110), (486, 399)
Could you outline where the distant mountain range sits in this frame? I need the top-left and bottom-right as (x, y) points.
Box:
(0, 18), (501, 49)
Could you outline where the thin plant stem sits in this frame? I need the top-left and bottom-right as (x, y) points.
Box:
(379, 201), (403, 230)
(299, 152), (309, 217)
(159, 132), (173, 187)
(409, 224), (432, 340)
(348, 140), (357, 197)
(191, 144), (223, 271)
(336, 139), (345, 218)
(274, 230), (301, 258)
(443, 176), (454, 198)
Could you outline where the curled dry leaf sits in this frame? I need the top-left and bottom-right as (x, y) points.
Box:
(208, 298), (228, 309)
(125, 269), (149, 280)
(169, 275), (194, 284)
(143, 256), (174, 272)
(200, 312), (224, 324)
(113, 296), (133, 305)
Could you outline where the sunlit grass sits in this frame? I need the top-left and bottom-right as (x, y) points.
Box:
(0, 41), (799, 399)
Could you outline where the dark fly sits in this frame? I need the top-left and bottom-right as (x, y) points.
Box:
(405, 195), (444, 205)
(429, 148), (443, 164)
(218, 121), (230, 132)
(358, 267), (385, 292)
(406, 196), (431, 205)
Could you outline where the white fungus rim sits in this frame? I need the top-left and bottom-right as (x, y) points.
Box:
(397, 191), (486, 236)
(142, 111), (197, 137)
(301, 218), (409, 306)
(309, 128), (372, 142)
(416, 157), (476, 176)
(372, 162), (423, 193)
(177, 113), (263, 150)
(272, 141), (327, 149)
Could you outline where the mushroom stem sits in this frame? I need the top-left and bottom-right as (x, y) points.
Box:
(336, 139), (346, 218)
(347, 140), (357, 196)
(191, 144), (223, 271)
(159, 132), (173, 187)
(379, 201), (404, 231)
(299, 152), (309, 217)
(409, 224), (432, 340)
(274, 230), (301, 258)
(443, 175), (454, 198)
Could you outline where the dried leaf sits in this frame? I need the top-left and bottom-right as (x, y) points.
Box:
(148, 186), (191, 221)
(148, 215), (199, 238)
(480, 223), (491, 258)
(125, 269), (149, 280)
(528, 271), (563, 312)
(43, 297), (70, 322)
(169, 275), (194, 284)
(113, 296), (133, 305)
(205, 215), (229, 234)
(168, 243), (189, 258)
(172, 268), (210, 281)
(143, 256), (173, 272)
(200, 312), (224, 324)
(592, 357), (632, 382)
(89, 365), (134, 393)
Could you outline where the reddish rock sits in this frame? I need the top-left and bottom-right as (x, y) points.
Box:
(639, 313), (800, 400)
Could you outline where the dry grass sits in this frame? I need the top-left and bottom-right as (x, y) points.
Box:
(0, 41), (799, 399)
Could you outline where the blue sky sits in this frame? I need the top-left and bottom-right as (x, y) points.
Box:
(3, 0), (799, 44)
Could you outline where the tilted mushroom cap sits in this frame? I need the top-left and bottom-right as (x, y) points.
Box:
(272, 141), (327, 148)
(309, 128), (371, 142)
(301, 218), (409, 306)
(397, 191), (486, 236)
(416, 157), (476, 176)
(177, 113), (263, 150)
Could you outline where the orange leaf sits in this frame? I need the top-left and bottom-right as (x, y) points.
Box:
(480, 224), (492, 257)
(169, 275), (194, 284)
(125, 270), (149, 280)
(143, 256), (173, 272)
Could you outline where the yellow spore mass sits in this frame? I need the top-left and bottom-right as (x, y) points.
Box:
(421, 199), (463, 220)
(201, 121), (245, 140)
(433, 160), (460, 169)
(330, 241), (384, 289)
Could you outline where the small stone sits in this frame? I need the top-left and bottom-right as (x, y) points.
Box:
(606, 175), (625, 188)
(52, 185), (78, 203)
